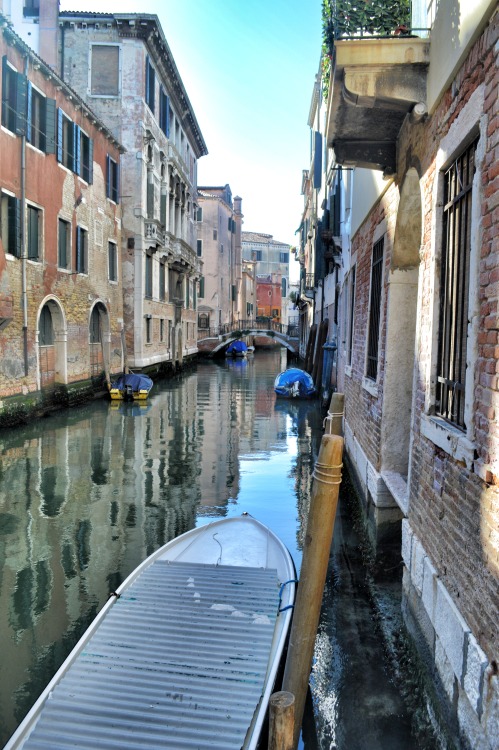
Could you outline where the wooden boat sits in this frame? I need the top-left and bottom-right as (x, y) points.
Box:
(5, 514), (296, 750)
(274, 368), (315, 398)
(109, 371), (153, 401)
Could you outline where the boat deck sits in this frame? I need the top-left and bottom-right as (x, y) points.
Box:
(17, 560), (280, 750)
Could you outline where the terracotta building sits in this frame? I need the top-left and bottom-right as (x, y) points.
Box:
(0, 17), (124, 424)
(310, 0), (499, 746)
(242, 231), (291, 324)
(256, 274), (282, 322)
(7, 0), (208, 372)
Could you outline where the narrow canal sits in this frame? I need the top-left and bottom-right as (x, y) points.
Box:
(0, 350), (437, 749)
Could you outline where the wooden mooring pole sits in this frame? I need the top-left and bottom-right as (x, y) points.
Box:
(281, 433), (344, 750)
(323, 392), (344, 437)
(268, 691), (295, 750)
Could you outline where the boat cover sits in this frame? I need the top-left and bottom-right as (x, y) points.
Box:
(274, 368), (315, 397)
(15, 560), (280, 750)
(226, 340), (248, 355)
(110, 372), (153, 392)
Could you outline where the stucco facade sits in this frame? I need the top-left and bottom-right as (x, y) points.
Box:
(242, 231), (291, 324)
(0, 19), (124, 424)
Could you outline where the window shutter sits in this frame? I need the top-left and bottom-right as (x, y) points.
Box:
(1, 57), (7, 128)
(26, 81), (32, 143)
(313, 131), (322, 189)
(116, 162), (120, 204)
(76, 227), (81, 271)
(199, 277), (204, 298)
(8, 197), (21, 257)
(145, 55), (150, 103)
(44, 98), (56, 154)
(74, 125), (81, 175)
(88, 138), (94, 184)
(160, 191), (166, 226)
(57, 108), (63, 162)
(15, 72), (27, 136)
(165, 94), (170, 137)
(106, 154), (110, 198)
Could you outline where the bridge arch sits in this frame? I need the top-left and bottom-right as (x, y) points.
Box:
(210, 329), (297, 356)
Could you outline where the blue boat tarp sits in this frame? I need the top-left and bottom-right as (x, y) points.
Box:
(226, 340), (248, 355)
(274, 368), (315, 398)
(110, 373), (153, 393)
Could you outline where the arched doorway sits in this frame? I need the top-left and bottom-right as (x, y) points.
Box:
(38, 300), (66, 391)
(381, 168), (422, 510)
(89, 303), (109, 381)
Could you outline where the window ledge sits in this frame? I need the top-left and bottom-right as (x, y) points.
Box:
(420, 414), (475, 468)
(362, 376), (378, 398)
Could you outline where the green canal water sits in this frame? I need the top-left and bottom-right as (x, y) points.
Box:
(0, 350), (435, 749)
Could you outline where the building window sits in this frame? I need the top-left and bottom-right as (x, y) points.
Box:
(160, 318), (164, 342)
(366, 237), (384, 381)
(145, 316), (152, 343)
(159, 259), (166, 301)
(198, 277), (205, 298)
(198, 312), (209, 329)
(145, 56), (155, 113)
(282, 277), (287, 297)
(23, 0), (40, 17)
(58, 218), (71, 270)
(27, 205), (41, 260)
(213, 229), (217, 240)
(346, 266), (356, 366)
(39, 305), (54, 345)
(145, 253), (153, 298)
(168, 319), (172, 347)
(106, 155), (119, 203)
(436, 138), (478, 429)
(255, 249), (262, 261)
(79, 130), (93, 183)
(76, 226), (88, 274)
(1, 193), (21, 257)
(1, 57), (26, 134)
(108, 241), (117, 281)
(280, 252), (289, 263)
(90, 45), (120, 96)
(27, 86), (46, 151)
(195, 206), (203, 222)
(57, 110), (76, 171)
(197, 239), (202, 257)
(159, 86), (170, 137)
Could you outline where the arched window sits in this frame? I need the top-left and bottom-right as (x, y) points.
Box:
(39, 305), (54, 345)
(198, 313), (209, 330)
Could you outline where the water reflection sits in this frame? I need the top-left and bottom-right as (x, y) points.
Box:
(0, 350), (323, 745)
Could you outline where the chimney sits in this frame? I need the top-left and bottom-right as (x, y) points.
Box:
(39, 0), (60, 71)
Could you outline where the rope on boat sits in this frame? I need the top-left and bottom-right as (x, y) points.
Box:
(278, 579), (298, 612)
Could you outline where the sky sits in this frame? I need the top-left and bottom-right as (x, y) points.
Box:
(60, 0), (323, 279)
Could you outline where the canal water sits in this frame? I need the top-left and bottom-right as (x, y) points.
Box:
(0, 350), (435, 749)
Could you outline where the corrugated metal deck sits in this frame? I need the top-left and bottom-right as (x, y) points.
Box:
(19, 560), (280, 749)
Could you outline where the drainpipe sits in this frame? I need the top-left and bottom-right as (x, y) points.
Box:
(21, 55), (29, 376)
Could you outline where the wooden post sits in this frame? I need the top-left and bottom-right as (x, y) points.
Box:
(282, 434), (344, 749)
(323, 392), (344, 436)
(268, 691), (295, 750)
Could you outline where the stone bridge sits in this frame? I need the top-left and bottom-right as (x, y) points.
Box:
(197, 319), (299, 356)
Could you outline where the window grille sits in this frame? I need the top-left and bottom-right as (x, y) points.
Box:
(436, 138), (478, 429)
(366, 237), (384, 380)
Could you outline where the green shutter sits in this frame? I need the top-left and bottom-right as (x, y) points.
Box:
(15, 72), (27, 135)
(44, 98), (56, 154)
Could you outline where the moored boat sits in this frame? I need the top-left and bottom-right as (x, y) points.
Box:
(226, 340), (248, 357)
(274, 368), (315, 398)
(109, 371), (153, 401)
(4, 514), (296, 750)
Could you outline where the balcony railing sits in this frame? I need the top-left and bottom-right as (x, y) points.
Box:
(323, 0), (411, 43)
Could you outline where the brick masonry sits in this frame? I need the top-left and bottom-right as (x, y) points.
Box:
(342, 9), (499, 747)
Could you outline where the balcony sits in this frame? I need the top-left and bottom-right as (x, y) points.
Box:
(144, 219), (165, 246)
(323, 1), (430, 173)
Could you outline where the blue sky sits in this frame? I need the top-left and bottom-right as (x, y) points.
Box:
(60, 1), (322, 274)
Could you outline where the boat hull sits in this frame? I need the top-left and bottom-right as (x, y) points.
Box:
(5, 515), (295, 750)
